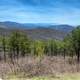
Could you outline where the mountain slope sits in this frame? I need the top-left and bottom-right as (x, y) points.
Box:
(0, 27), (67, 40)
(0, 21), (74, 32)
(25, 28), (67, 40)
(0, 21), (75, 40)
(49, 25), (74, 33)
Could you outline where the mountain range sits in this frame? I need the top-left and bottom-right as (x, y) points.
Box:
(0, 21), (75, 40)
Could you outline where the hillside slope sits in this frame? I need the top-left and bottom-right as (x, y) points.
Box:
(0, 27), (67, 40)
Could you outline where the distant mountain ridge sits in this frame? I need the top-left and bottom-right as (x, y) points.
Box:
(0, 21), (74, 32)
(49, 24), (74, 33)
(0, 21), (75, 40)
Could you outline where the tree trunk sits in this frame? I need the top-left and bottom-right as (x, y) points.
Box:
(16, 46), (19, 59)
(63, 49), (66, 59)
(77, 49), (80, 63)
(3, 46), (6, 62)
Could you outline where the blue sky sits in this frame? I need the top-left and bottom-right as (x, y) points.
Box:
(0, 0), (80, 25)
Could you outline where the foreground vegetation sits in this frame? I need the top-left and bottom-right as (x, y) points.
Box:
(0, 26), (80, 63)
(5, 73), (80, 80)
(0, 26), (80, 79)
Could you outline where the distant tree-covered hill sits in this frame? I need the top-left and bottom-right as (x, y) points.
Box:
(0, 21), (75, 40)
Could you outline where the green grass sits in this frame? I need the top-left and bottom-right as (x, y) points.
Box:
(5, 73), (80, 80)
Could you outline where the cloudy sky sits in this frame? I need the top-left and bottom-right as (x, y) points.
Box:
(0, 0), (80, 25)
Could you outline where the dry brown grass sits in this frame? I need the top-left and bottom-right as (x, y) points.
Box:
(0, 56), (80, 78)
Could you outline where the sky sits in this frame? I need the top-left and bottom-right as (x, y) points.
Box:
(0, 0), (80, 25)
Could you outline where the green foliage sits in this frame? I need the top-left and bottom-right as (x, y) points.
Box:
(71, 27), (80, 51)
(8, 31), (30, 59)
(33, 40), (45, 57)
(0, 26), (80, 62)
(71, 27), (80, 62)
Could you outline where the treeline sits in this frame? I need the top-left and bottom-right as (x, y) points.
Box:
(0, 27), (80, 63)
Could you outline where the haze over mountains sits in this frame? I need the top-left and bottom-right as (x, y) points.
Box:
(0, 21), (75, 40)
(0, 21), (74, 32)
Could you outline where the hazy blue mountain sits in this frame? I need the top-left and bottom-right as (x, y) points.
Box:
(0, 21), (26, 29)
(49, 25), (74, 33)
(0, 21), (74, 32)
(0, 21), (75, 40)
